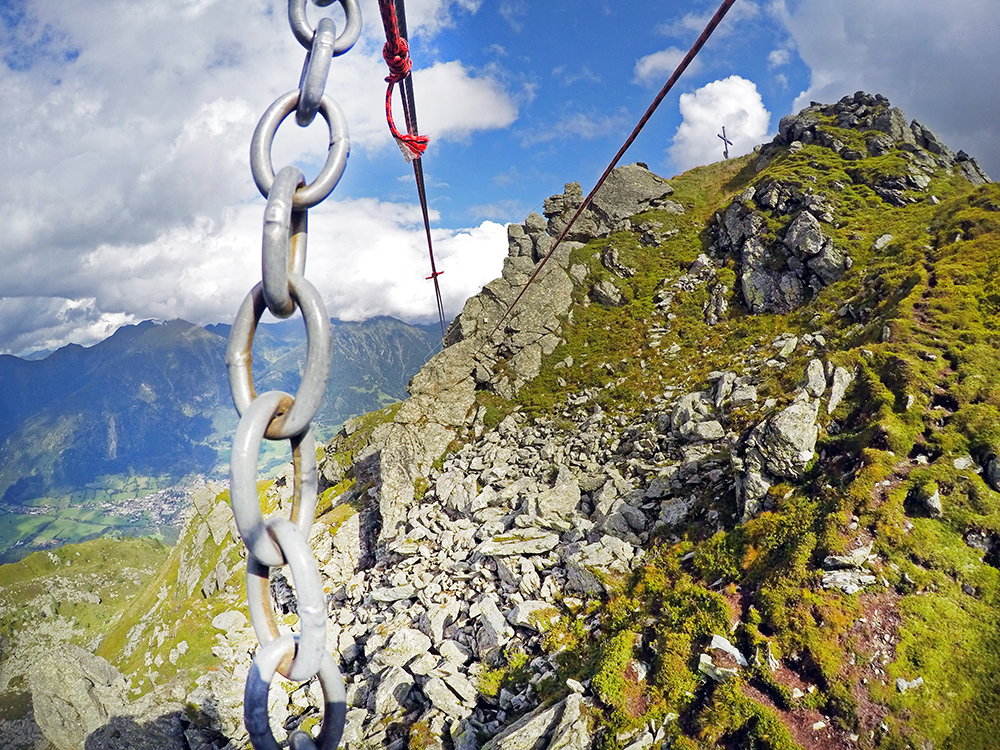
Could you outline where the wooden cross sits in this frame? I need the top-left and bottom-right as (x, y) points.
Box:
(718, 126), (733, 159)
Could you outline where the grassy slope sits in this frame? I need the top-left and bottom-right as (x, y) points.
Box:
(499, 140), (1000, 748)
(4, 133), (999, 750)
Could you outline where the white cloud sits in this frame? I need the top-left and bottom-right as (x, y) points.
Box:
(518, 109), (629, 147)
(767, 48), (791, 67)
(633, 47), (701, 87)
(305, 203), (509, 324)
(668, 76), (771, 172)
(412, 61), (518, 141)
(658, 2), (761, 39)
(499, 0), (528, 32)
(0, 0), (514, 354)
(0, 197), (508, 355)
(775, 0), (1000, 177)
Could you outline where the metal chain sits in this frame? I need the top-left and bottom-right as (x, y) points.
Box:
(224, 2), (361, 747)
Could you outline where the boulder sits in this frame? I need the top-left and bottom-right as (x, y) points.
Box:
(547, 694), (591, 750)
(590, 279), (626, 307)
(784, 211), (826, 258)
(29, 645), (131, 750)
(480, 695), (576, 750)
(535, 467), (581, 521)
(827, 366), (855, 414)
(757, 394), (820, 479)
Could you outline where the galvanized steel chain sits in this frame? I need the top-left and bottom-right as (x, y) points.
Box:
(225, 1), (361, 747)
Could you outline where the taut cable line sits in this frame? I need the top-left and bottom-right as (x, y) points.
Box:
(482, 0), (739, 349)
(378, 0), (448, 340)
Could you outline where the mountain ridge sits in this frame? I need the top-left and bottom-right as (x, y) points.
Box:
(1, 92), (999, 750)
(0, 315), (441, 560)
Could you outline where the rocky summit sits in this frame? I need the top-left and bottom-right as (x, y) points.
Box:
(3, 92), (1000, 750)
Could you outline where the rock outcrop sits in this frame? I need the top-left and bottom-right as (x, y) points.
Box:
(10, 94), (1000, 750)
(715, 92), (990, 315)
(352, 164), (680, 547)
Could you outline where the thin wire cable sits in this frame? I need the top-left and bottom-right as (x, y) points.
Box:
(483, 0), (739, 346)
(378, 0), (447, 339)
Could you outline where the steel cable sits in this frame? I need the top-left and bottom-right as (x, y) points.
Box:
(483, 0), (740, 347)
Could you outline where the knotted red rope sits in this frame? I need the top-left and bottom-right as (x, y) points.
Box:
(379, 0), (429, 162)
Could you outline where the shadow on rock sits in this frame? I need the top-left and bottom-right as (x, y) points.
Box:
(85, 712), (231, 750)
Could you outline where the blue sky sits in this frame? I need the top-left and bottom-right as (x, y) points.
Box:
(0, 0), (997, 355)
(383, 0), (805, 226)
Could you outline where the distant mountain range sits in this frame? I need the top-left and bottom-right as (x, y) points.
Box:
(0, 316), (440, 510)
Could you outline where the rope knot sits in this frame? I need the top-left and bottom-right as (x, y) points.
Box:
(382, 38), (412, 83)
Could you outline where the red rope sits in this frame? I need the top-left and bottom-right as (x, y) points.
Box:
(483, 0), (739, 346)
(379, 0), (428, 161)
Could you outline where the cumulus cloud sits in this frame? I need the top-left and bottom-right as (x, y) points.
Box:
(413, 61), (518, 141)
(632, 47), (701, 87)
(774, 0), (1000, 177)
(1, 195), (508, 355)
(668, 76), (771, 172)
(0, 0), (515, 354)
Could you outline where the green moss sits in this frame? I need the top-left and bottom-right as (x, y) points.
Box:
(695, 680), (803, 749)
(476, 644), (531, 700)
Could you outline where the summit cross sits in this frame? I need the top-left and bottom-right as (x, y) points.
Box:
(718, 126), (733, 159)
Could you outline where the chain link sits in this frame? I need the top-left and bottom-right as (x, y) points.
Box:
(289, 0), (362, 54)
(226, 1), (360, 745)
(250, 90), (350, 209)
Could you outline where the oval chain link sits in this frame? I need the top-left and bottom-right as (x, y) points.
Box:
(289, 0), (361, 54)
(244, 635), (347, 750)
(250, 90), (350, 209)
(226, 1), (360, 746)
(262, 166), (307, 317)
(297, 16), (336, 127)
(226, 275), (332, 440)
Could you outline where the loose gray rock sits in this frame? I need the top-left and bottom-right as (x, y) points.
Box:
(422, 677), (472, 720)
(827, 366), (855, 414)
(821, 569), (877, 594)
(709, 635), (748, 667)
(802, 359), (826, 398)
(535, 467), (581, 522)
(985, 456), (1000, 493)
(372, 666), (414, 716)
(822, 542), (874, 570)
(590, 279), (626, 307)
(478, 530), (561, 556)
(373, 628), (432, 668)
(896, 676), (924, 693)
(698, 653), (737, 683)
(758, 393), (820, 479)
(371, 584), (417, 602)
(915, 482), (943, 517)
